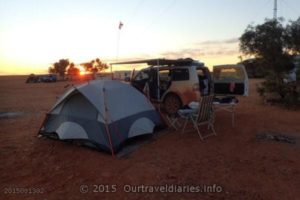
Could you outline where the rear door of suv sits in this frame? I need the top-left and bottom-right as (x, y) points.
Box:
(213, 64), (249, 96)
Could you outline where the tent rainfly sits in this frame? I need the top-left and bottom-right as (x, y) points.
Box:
(39, 80), (161, 155)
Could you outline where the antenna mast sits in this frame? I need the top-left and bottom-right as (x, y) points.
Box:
(273, 0), (277, 19)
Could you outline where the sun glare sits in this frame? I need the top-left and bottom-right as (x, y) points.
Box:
(78, 66), (86, 76)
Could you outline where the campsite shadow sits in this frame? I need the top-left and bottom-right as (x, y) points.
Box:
(39, 134), (113, 156)
(116, 125), (169, 157)
(39, 126), (168, 158)
(116, 134), (155, 158)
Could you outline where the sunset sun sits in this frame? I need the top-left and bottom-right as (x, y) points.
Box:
(79, 66), (86, 76)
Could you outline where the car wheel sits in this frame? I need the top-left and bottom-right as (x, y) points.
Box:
(163, 94), (182, 114)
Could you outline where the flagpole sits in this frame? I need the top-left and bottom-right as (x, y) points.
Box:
(113, 21), (123, 79)
(116, 28), (121, 62)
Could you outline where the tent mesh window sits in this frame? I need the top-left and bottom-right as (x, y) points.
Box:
(60, 93), (98, 120)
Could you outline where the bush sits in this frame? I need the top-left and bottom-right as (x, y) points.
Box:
(256, 71), (300, 106)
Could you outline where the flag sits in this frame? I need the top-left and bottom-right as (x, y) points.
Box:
(118, 21), (123, 29)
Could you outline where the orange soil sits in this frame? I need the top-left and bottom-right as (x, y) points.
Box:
(0, 76), (299, 200)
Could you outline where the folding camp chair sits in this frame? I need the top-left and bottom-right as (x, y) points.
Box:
(178, 95), (216, 140)
(158, 108), (181, 130)
(153, 99), (179, 130)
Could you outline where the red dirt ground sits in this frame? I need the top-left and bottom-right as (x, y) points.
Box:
(0, 76), (300, 200)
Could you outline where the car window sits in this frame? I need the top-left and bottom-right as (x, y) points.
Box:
(197, 68), (205, 76)
(214, 67), (245, 81)
(197, 68), (208, 80)
(134, 70), (149, 81)
(171, 68), (189, 81)
(159, 69), (171, 81)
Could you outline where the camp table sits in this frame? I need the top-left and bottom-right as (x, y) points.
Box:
(188, 97), (237, 127)
(212, 101), (236, 127)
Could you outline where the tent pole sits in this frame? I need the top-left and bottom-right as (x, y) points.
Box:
(102, 86), (115, 156)
(37, 114), (49, 135)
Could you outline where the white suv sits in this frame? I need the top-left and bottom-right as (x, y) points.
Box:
(112, 58), (248, 114)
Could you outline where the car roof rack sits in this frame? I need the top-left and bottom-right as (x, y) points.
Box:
(111, 58), (204, 67)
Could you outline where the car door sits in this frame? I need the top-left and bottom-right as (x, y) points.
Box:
(213, 64), (249, 96)
(131, 68), (161, 100)
(197, 67), (212, 96)
(158, 68), (171, 98)
(131, 69), (150, 92)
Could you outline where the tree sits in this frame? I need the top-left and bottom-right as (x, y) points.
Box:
(48, 66), (56, 74)
(81, 60), (93, 72)
(81, 58), (109, 79)
(240, 19), (294, 73)
(240, 58), (265, 78)
(285, 17), (300, 55)
(95, 58), (109, 72)
(58, 59), (70, 78)
(67, 62), (80, 80)
(48, 59), (70, 79)
(240, 18), (299, 105)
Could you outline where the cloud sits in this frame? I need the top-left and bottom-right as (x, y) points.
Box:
(160, 48), (203, 59)
(197, 37), (239, 45)
(155, 37), (240, 59)
(106, 37), (241, 67)
(224, 38), (239, 44)
(158, 44), (239, 59)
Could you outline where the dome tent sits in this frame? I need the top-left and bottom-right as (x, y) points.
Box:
(39, 80), (161, 155)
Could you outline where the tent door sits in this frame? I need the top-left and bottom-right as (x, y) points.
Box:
(213, 64), (249, 96)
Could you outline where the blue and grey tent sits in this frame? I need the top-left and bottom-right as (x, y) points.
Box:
(39, 80), (161, 155)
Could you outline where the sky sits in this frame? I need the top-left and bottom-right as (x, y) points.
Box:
(0, 0), (299, 75)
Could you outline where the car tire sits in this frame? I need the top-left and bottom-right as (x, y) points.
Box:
(163, 94), (182, 114)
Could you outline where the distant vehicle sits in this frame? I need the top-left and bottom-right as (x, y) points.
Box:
(113, 70), (131, 81)
(40, 74), (57, 82)
(124, 77), (130, 82)
(26, 74), (39, 83)
(112, 58), (248, 114)
(26, 74), (57, 83)
(284, 55), (300, 83)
